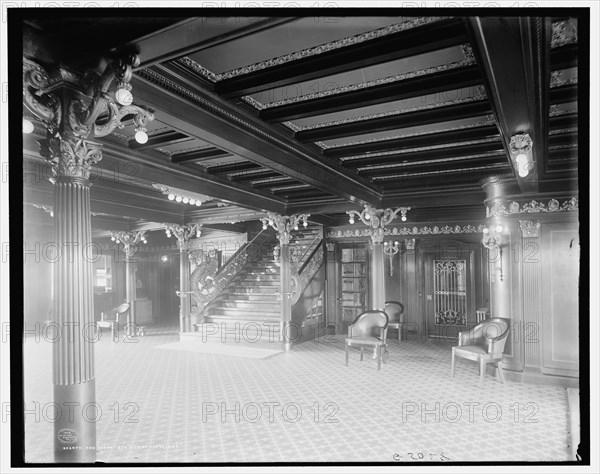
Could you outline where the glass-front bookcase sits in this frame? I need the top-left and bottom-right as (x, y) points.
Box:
(340, 245), (369, 324)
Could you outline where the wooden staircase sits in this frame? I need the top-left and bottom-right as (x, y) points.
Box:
(180, 224), (323, 349)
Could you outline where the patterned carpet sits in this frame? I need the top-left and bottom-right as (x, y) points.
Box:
(23, 324), (572, 463)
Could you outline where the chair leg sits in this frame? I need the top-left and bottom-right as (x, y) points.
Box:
(497, 360), (505, 384)
(377, 346), (381, 371)
(360, 346), (364, 361)
(345, 344), (349, 366)
(479, 358), (486, 387)
(451, 349), (455, 377)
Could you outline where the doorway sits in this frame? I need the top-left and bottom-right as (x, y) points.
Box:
(422, 241), (476, 340)
(157, 253), (180, 324)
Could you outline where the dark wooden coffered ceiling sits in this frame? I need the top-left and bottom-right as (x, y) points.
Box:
(22, 12), (581, 230)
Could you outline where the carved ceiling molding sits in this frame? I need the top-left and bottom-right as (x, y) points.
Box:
(332, 115), (496, 153)
(486, 198), (578, 218)
(549, 103), (577, 117)
(284, 85), (488, 132)
(177, 17), (449, 84)
(326, 224), (485, 239)
(155, 144), (212, 157)
(551, 18), (578, 49)
(550, 69), (578, 88)
(355, 153), (499, 171)
(243, 48), (477, 110)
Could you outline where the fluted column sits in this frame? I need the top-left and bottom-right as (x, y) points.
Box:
(370, 241), (385, 310)
(49, 145), (101, 463)
(519, 220), (542, 370)
(164, 224), (201, 333)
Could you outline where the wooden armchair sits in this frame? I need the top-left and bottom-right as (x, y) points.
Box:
(97, 302), (129, 340)
(384, 301), (404, 341)
(451, 317), (510, 386)
(345, 310), (389, 370)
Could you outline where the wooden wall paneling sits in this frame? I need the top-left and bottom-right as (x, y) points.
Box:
(541, 219), (580, 376)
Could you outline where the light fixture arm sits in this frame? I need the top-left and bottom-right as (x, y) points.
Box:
(164, 223), (202, 249)
(346, 204), (410, 243)
(261, 212), (310, 245)
(23, 55), (154, 141)
(109, 230), (148, 258)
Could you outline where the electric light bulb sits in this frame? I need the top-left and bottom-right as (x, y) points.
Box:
(134, 129), (148, 144)
(303, 221), (308, 227)
(22, 119), (34, 134)
(365, 213), (370, 220)
(168, 194), (175, 201)
(111, 236), (115, 241)
(189, 199), (196, 205)
(115, 88), (133, 106)
(483, 227), (490, 234)
(294, 225), (298, 231)
(182, 197), (189, 204)
(349, 217), (354, 224)
(395, 241), (399, 247)
(263, 224), (268, 230)
(401, 215), (407, 222)
(175, 196), (182, 203)
(515, 153), (530, 177)
(196, 201), (202, 206)
(495, 225), (503, 233)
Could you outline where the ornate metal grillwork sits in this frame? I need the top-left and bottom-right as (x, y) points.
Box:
(433, 260), (467, 326)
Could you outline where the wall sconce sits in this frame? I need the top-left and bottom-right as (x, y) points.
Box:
(482, 224), (503, 282)
(509, 133), (534, 178)
(383, 241), (400, 276)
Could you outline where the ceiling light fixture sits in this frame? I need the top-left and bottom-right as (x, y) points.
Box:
(134, 127), (149, 144)
(152, 183), (215, 208)
(347, 204), (410, 243)
(509, 133), (533, 178)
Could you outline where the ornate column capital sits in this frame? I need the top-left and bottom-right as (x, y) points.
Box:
(41, 136), (103, 180)
(261, 212), (310, 245)
(164, 223), (202, 250)
(519, 220), (541, 238)
(109, 230), (148, 258)
(346, 204), (410, 244)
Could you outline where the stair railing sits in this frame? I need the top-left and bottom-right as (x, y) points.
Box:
(191, 228), (272, 319)
(290, 239), (325, 305)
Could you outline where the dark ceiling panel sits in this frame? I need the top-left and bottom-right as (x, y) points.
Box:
(295, 100), (492, 142)
(216, 19), (469, 98)
(259, 65), (483, 122)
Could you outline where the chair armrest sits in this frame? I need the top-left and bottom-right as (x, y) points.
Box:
(347, 324), (354, 338)
(379, 326), (386, 341)
(457, 331), (467, 346)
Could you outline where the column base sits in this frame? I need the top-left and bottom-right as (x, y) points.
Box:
(53, 379), (97, 463)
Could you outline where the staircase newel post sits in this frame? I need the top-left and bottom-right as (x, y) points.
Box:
(262, 213), (310, 351)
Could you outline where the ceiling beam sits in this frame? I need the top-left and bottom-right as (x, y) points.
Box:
(341, 143), (505, 169)
(132, 64), (382, 205)
(119, 17), (297, 71)
(128, 130), (190, 151)
(216, 18), (469, 99)
(295, 100), (493, 143)
(550, 43), (578, 69)
(259, 65), (482, 123)
(171, 147), (231, 164)
(324, 125), (501, 159)
(358, 155), (504, 178)
(467, 17), (550, 193)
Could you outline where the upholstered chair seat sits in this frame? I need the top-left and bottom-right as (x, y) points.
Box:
(345, 310), (389, 370)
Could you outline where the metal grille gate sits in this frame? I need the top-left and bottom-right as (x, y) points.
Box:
(433, 260), (467, 326)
